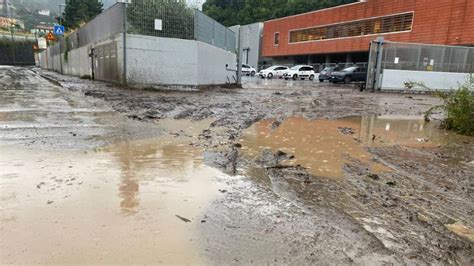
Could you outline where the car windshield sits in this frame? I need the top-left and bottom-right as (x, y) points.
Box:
(342, 67), (358, 72)
(265, 66), (278, 71)
(290, 66), (301, 70)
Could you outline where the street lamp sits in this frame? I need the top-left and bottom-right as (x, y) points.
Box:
(59, 4), (66, 25)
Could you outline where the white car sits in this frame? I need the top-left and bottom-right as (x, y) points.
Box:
(242, 64), (256, 76)
(258, 65), (289, 79)
(283, 65), (316, 80)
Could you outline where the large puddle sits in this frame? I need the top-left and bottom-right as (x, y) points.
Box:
(0, 121), (225, 264)
(240, 115), (456, 179)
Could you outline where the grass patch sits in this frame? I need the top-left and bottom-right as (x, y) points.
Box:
(424, 75), (474, 136)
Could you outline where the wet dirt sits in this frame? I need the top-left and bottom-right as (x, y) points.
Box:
(236, 116), (474, 264)
(2, 67), (473, 264)
(0, 137), (223, 264)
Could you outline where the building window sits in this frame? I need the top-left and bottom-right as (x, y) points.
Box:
(289, 12), (413, 43)
(274, 32), (280, 46)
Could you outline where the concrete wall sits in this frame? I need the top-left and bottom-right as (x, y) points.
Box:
(231, 23), (268, 69)
(381, 69), (472, 91)
(39, 33), (123, 82)
(126, 34), (236, 87)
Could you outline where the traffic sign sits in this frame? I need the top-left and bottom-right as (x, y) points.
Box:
(54, 25), (65, 36)
(46, 32), (56, 41)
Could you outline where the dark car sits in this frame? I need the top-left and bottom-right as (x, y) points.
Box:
(330, 66), (367, 84)
(318, 66), (339, 82)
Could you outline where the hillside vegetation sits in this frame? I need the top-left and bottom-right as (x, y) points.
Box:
(203, 0), (357, 27)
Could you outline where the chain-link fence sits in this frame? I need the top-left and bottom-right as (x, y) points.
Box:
(380, 41), (473, 73)
(126, 0), (235, 52)
(127, 0), (194, 40)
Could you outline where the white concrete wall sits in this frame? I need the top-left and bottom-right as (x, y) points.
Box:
(39, 33), (123, 82)
(197, 41), (236, 85)
(381, 70), (472, 91)
(126, 34), (236, 87)
(126, 35), (198, 86)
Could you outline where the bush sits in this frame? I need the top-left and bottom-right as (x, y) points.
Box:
(425, 75), (474, 136)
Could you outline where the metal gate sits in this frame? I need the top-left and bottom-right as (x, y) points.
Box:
(94, 42), (119, 83)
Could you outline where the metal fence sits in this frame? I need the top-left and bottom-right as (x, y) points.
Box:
(367, 40), (474, 91)
(0, 39), (35, 65)
(48, 3), (125, 57)
(378, 41), (473, 73)
(126, 0), (235, 52)
(194, 10), (236, 52)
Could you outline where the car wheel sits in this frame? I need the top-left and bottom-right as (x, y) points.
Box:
(343, 76), (351, 84)
(268, 73), (273, 79)
(309, 75), (315, 81)
(251, 71), (256, 77)
(319, 79), (324, 83)
(292, 74), (298, 80)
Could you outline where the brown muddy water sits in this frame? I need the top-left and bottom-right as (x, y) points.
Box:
(240, 115), (458, 179)
(0, 120), (225, 264)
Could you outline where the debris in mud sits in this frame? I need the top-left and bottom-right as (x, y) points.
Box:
(445, 223), (474, 242)
(271, 119), (283, 130)
(234, 143), (242, 148)
(258, 149), (295, 168)
(338, 127), (355, 135)
(367, 174), (380, 180)
(416, 138), (429, 143)
(36, 182), (46, 189)
(386, 181), (396, 186)
(175, 215), (192, 223)
(218, 189), (228, 193)
(46, 200), (54, 204)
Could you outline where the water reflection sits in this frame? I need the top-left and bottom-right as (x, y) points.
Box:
(240, 115), (453, 179)
(356, 115), (450, 147)
(105, 138), (202, 214)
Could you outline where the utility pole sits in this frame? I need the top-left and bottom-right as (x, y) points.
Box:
(121, 1), (129, 86)
(58, 3), (65, 74)
(7, 0), (15, 64)
(236, 25), (242, 86)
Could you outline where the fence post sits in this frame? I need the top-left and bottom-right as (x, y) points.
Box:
(236, 26), (242, 86)
(373, 37), (384, 92)
(122, 2), (127, 86)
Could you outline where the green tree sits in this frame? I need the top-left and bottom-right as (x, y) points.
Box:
(62, 0), (103, 30)
(203, 0), (357, 27)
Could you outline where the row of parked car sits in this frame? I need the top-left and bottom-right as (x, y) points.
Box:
(242, 64), (367, 84)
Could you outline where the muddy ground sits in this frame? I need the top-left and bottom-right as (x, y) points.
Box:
(1, 66), (473, 264)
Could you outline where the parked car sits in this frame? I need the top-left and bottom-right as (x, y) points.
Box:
(329, 66), (367, 84)
(283, 65), (316, 80)
(318, 66), (340, 82)
(258, 65), (289, 79)
(242, 64), (256, 76)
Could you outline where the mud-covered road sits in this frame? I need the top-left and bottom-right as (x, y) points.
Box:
(1, 66), (473, 264)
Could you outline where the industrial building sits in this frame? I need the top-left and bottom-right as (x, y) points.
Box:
(230, 23), (273, 71)
(262, 0), (474, 66)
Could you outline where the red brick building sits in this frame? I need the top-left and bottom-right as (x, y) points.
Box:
(262, 0), (474, 65)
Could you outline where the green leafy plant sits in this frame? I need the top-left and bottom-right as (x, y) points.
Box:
(63, 36), (71, 62)
(424, 75), (474, 136)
